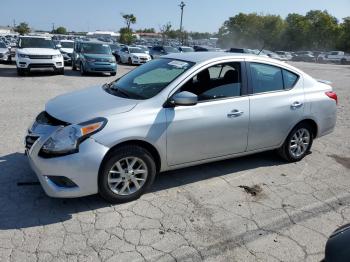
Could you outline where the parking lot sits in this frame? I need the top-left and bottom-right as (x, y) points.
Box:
(0, 61), (349, 262)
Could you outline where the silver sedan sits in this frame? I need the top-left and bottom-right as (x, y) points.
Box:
(25, 52), (337, 203)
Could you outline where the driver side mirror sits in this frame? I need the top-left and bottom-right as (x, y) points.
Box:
(166, 91), (198, 107)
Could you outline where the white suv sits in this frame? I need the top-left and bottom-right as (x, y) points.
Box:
(16, 36), (64, 76)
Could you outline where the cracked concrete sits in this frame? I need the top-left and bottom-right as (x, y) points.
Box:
(0, 62), (349, 261)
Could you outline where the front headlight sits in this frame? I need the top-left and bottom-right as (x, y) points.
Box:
(18, 54), (29, 58)
(40, 117), (107, 157)
(132, 55), (138, 59)
(52, 54), (62, 58)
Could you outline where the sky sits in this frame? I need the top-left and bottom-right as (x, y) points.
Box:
(1, 0), (350, 33)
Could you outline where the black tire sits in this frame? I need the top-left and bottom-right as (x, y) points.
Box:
(110, 72), (116, 76)
(56, 68), (64, 75)
(72, 61), (77, 71)
(17, 67), (26, 76)
(277, 123), (314, 162)
(80, 62), (86, 76)
(128, 58), (132, 65)
(117, 56), (121, 64)
(99, 145), (157, 203)
(340, 59), (347, 65)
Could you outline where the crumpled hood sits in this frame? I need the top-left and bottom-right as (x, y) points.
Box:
(17, 48), (61, 55)
(46, 85), (138, 124)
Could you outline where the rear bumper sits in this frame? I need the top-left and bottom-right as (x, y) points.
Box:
(26, 123), (109, 198)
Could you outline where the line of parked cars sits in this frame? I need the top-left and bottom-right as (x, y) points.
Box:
(2, 33), (350, 77)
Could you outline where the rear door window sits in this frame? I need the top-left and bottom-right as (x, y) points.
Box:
(250, 63), (284, 93)
(250, 63), (299, 94)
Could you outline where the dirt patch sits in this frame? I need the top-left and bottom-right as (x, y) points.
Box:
(238, 185), (263, 196)
(329, 154), (350, 169)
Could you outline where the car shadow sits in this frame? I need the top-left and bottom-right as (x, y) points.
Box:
(0, 151), (286, 230)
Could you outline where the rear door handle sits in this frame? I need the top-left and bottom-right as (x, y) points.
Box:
(227, 109), (244, 118)
(291, 101), (303, 109)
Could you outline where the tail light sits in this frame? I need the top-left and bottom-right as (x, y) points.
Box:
(325, 91), (338, 105)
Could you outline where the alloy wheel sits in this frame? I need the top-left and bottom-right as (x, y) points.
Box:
(289, 128), (310, 158)
(107, 157), (148, 196)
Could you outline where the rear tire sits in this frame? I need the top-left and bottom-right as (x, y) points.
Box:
(99, 145), (157, 204)
(277, 123), (313, 162)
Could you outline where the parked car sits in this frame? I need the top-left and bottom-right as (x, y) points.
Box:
(261, 50), (282, 60)
(118, 46), (151, 65)
(227, 47), (252, 54)
(0, 41), (11, 63)
(59, 40), (74, 65)
(15, 36), (64, 76)
(178, 46), (194, 52)
(193, 46), (219, 52)
(149, 45), (179, 59)
(71, 41), (116, 76)
(25, 52), (337, 203)
(275, 51), (293, 61)
(292, 51), (316, 62)
(318, 51), (350, 64)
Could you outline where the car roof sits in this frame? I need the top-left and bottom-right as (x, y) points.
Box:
(163, 51), (252, 63)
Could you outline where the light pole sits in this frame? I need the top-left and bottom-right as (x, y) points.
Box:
(179, 1), (186, 45)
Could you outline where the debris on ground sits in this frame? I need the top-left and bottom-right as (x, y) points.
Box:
(238, 185), (262, 196)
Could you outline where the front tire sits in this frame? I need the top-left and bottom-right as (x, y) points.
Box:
(110, 72), (116, 76)
(80, 62), (86, 76)
(99, 145), (157, 203)
(56, 68), (64, 75)
(277, 123), (313, 162)
(128, 58), (133, 65)
(17, 67), (26, 76)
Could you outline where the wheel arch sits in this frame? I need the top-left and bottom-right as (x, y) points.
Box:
(99, 139), (162, 176)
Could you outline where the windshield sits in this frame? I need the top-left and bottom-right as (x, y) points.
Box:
(19, 38), (55, 49)
(61, 42), (73, 48)
(109, 58), (194, 100)
(81, 43), (112, 54)
(164, 46), (180, 53)
(130, 48), (145, 54)
(109, 44), (119, 50)
(181, 47), (194, 52)
(0, 42), (6, 48)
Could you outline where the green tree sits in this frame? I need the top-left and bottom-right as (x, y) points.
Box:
(337, 17), (350, 52)
(119, 27), (135, 45)
(305, 10), (339, 50)
(281, 13), (310, 50)
(136, 28), (155, 33)
(159, 22), (172, 43)
(53, 26), (67, 34)
(217, 13), (284, 49)
(122, 14), (136, 31)
(14, 22), (31, 35)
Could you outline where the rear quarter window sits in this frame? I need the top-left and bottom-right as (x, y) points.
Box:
(283, 70), (299, 89)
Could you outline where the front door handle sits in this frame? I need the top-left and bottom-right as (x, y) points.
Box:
(227, 109), (244, 118)
(291, 101), (303, 109)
